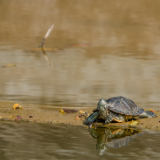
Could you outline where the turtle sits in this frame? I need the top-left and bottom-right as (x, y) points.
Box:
(86, 96), (157, 127)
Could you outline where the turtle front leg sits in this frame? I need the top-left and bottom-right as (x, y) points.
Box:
(105, 111), (114, 124)
(85, 111), (99, 128)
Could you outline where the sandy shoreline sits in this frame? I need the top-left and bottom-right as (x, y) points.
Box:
(0, 101), (160, 131)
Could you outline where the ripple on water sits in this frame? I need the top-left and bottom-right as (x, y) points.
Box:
(0, 122), (159, 160)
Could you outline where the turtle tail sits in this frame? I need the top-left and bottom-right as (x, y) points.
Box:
(83, 111), (99, 127)
(140, 110), (157, 118)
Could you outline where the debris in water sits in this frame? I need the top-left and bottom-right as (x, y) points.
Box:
(39, 24), (54, 48)
(15, 116), (22, 123)
(129, 121), (138, 127)
(79, 110), (89, 116)
(59, 108), (78, 114)
(59, 109), (65, 114)
(13, 104), (23, 110)
(9, 115), (15, 118)
(75, 114), (84, 120)
(69, 43), (92, 48)
(2, 64), (16, 68)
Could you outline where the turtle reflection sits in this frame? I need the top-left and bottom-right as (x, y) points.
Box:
(88, 128), (143, 155)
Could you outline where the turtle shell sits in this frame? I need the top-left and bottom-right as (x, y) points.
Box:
(106, 96), (144, 116)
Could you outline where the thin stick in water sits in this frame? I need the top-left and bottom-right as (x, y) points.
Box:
(39, 24), (54, 48)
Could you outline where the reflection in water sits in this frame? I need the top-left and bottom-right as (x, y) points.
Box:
(41, 48), (52, 66)
(0, 122), (159, 160)
(89, 128), (142, 155)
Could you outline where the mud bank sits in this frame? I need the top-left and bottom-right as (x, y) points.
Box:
(0, 101), (160, 131)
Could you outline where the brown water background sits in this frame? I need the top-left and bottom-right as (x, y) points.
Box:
(0, 0), (160, 109)
(0, 122), (159, 160)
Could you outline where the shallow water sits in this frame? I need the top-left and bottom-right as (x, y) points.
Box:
(0, 122), (159, 160)
(0, 1), (160, 109)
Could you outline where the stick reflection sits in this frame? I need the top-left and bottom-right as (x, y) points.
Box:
(41, 47), (52, 67)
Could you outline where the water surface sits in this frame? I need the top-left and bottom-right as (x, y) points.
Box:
(0, 122), (159, 160)
(0, 1), (160, 109)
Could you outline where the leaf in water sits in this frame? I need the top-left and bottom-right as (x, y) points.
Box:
(13, 104), (23, 110)
(59, 109), (65, 114)
(129, 121), (138, 127)
(1, 64), (16, 68)
(59, 108), (78, 114)
(79, 110), (89, 116)
(79, 110), (85, 114)
(75, 115), (82, 120)
(69, 43), (92, 48)
(9, 115), (15, 118)
(15, 115), (22, 123)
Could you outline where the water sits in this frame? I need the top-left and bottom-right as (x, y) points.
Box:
(0, 1), (160, 109)
(0, 1), (160, 159)
(0, 122), (159, 160)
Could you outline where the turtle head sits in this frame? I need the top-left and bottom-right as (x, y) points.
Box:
(97, 99), (107, 112)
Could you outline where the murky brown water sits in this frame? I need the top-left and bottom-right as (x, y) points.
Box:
(0, 122), (159, 160)
(0, 1), (160, 159)
(1, 0), (160, 109)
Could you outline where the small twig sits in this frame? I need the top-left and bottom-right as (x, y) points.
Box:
(39, 24), (54, 48)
